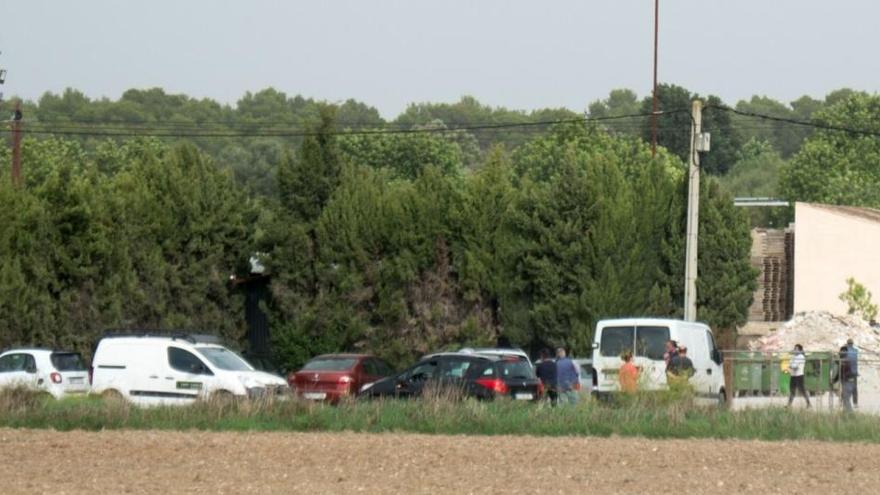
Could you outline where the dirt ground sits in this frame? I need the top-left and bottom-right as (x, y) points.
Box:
(2, 429), (879, 494)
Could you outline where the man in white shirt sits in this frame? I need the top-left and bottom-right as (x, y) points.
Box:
(787, 344), (811, 408)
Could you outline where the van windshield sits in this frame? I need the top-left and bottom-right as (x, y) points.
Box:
(196, 347), (253, 371)
(600, 326), (634, 357)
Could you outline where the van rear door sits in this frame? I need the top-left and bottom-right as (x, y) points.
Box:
(595, 326), (634, 391)
(634, 325), (670, 390)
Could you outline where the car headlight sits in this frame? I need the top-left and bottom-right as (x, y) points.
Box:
(246, 386), (267, 399)
(359, 382), (375, 393)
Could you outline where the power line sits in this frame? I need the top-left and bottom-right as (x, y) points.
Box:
(0, 110), (684, 139)
(709, 105), (880, 139)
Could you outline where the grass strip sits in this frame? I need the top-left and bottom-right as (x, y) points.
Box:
(1, 388), (876, 443)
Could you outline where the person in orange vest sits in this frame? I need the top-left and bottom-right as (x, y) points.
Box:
(619, 350), (639, 394)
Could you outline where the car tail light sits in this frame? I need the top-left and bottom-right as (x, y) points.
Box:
(50, 372), (62, 384)
(475, 378), (508, 395)
(337, 375), (353, 392)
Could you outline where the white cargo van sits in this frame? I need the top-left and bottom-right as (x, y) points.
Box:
(591, 318), (725, 402)
(91, 334), (288, 406)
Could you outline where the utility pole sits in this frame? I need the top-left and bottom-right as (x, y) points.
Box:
(651, 0), (659, 158)
(11, 101), (22, 186)
(683, 99), (704, 321)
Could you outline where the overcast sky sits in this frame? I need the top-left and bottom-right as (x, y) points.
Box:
(1, 0), (878, 118)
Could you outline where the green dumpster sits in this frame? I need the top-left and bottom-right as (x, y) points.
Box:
(761, 353), (784, 395)
(804, 351), (832, 393)
(733, 351), (763, 396)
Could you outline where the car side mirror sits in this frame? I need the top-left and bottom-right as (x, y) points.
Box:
(712, 349), (723, 364)
(191, 363), (207, 374)
(25, 365), (37, 374)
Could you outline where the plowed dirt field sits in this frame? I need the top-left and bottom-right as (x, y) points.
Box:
(2, 428), (878, 494)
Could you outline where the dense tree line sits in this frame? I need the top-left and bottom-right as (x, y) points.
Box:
(1, 84), (875, 369)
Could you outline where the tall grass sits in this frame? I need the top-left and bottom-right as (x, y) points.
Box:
(1, 388), (877, 443)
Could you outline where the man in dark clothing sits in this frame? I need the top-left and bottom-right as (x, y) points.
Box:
(838, 346), (857, 413)
(535, 348), (557, 405)
(555, 347), (580, 406)
(846, 338), (859, 408)
(668, 346), (695, 379)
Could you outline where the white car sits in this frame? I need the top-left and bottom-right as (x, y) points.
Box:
(458, 347), (534, 367)
(0, 348), (90, 398)
(91, 334), (289, 406)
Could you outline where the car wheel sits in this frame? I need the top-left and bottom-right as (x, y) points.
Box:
(210, 390), (236, 406)
(101, 389), (124, 403)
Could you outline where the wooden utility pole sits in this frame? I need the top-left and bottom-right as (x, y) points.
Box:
(651, 0), (659, 158)
(683, 100), (703, 321)
(11, 101), (22, 186)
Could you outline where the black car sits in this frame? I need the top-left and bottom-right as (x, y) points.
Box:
(358, 352), (543, 401)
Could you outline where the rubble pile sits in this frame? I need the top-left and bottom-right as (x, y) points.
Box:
(749, 311), (880, 393)
(749, 311), (880, 353)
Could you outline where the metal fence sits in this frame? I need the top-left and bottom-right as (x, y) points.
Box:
(722, 349), (876, 409)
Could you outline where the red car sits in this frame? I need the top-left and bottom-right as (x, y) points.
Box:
(289, 354), (394, 403)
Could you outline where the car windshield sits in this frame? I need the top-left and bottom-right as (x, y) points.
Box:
(195, 347), (253, 371)
(50, 352), (86, 371)
(302, 358), (358, 371)
(600, 326), (635, 357)
(497, 359), (536, 379)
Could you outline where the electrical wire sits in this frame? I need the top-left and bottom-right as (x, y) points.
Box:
(709, 105), (880, 139)
(0, 110), (684, 139)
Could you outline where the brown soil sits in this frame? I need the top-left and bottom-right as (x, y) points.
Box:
(2, 428), (877, 494)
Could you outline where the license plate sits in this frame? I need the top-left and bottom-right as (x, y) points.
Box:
(514, 393), (533, 400)
(303, 392), (327, 400)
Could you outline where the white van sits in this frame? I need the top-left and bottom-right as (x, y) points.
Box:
(91, 334), (288, 405)
(591, 318), (725, 402)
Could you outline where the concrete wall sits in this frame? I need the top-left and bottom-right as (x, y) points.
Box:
(793, 202), (880, 315)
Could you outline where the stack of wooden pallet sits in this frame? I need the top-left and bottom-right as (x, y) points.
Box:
(747, 229), (790, 322)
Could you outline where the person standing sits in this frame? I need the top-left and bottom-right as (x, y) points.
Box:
(668, 346), (695, 378)
(619, 351), (639, 394)
(535, 348), (557, 406)
(663, 340), (678, 372)
(846, 338), (859, 409)
(838, 346), (857, 413)
(787, 344), (811, 408)
(555, 347), (580, 406)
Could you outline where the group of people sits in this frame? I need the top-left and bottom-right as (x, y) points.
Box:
(616, 340), (696, 394)
(787, 339), (859, 412)
(535, 347), (581, 406)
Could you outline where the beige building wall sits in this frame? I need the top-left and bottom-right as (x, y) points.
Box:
(793, 202), (880, 315)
